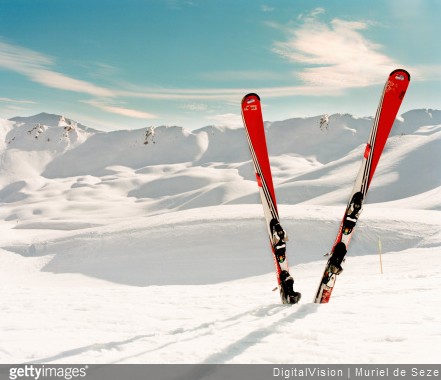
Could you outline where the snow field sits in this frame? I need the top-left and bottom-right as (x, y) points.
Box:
(0, 110), (440, 363)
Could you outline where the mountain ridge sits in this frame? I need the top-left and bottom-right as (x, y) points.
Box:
(0, 108), (439, 225)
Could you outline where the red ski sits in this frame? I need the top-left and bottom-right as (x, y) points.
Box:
(314, 69), (411, 304)
(241, 93), (300, 304)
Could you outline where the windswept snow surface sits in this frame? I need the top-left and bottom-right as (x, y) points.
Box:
(0, 110), (440, 364)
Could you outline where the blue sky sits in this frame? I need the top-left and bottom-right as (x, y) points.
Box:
(0, 0), (440, 130)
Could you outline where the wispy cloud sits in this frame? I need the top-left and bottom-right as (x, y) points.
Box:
(0, 96), (36, 115)
(166, 0), (195, 10)
(180, 103), (209, 111)
(261, 5), (274, 12)
(0, 97), (36, 104)
(272, 9), (398, 88)
(82, 99), (158, 119)
(0, 39), (114, 97)
(0, 20), (423, 121)
(209, 113), (243, 127)
(0, 39), (159, 120)
(116, 85), (247, 100)
(0, 39), (240, 105)
(298, 7), (325, 20)
(0, 37), (344, 107)
(409, 64), (441, 81)
(199, 70), (286, 82)
(30, 69), (115, 97)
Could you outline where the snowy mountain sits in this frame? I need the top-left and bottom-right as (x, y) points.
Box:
(9, 112), (100, 133)
(1, 109), (440, 213)
(0, 109), (440, 364)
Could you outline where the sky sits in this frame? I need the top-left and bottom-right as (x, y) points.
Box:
(0, 0), (440, 131)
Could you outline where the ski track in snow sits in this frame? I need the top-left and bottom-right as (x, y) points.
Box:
(0, 111), (440, 364)
(1, 214), (440, 364)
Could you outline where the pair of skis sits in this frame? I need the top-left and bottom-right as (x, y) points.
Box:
(241, 69), (410, 304)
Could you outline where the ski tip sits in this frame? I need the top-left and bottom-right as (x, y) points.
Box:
(242, 93), (260, 104)
(390, 69), (410, 81)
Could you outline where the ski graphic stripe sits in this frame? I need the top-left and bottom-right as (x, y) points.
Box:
(241, 94), (279, 222)
(362, 82), (385, 195)
(243, 122), (279, 221)
(244, 127), (277, 213)
(241, 94), (277, 202)
(242, 125), (278, 218)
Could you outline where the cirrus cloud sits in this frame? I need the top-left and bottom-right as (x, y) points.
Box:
(272, 9), (398, 89)
(0, 39), (114, 97)
(82, 99), (158, 119)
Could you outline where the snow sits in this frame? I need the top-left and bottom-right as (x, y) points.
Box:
(0, 110), (440, 364)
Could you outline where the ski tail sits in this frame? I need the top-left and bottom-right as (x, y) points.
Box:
(315, 69), (410, 304)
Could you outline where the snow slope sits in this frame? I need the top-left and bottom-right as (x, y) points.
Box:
(0, 109), (440, 364)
